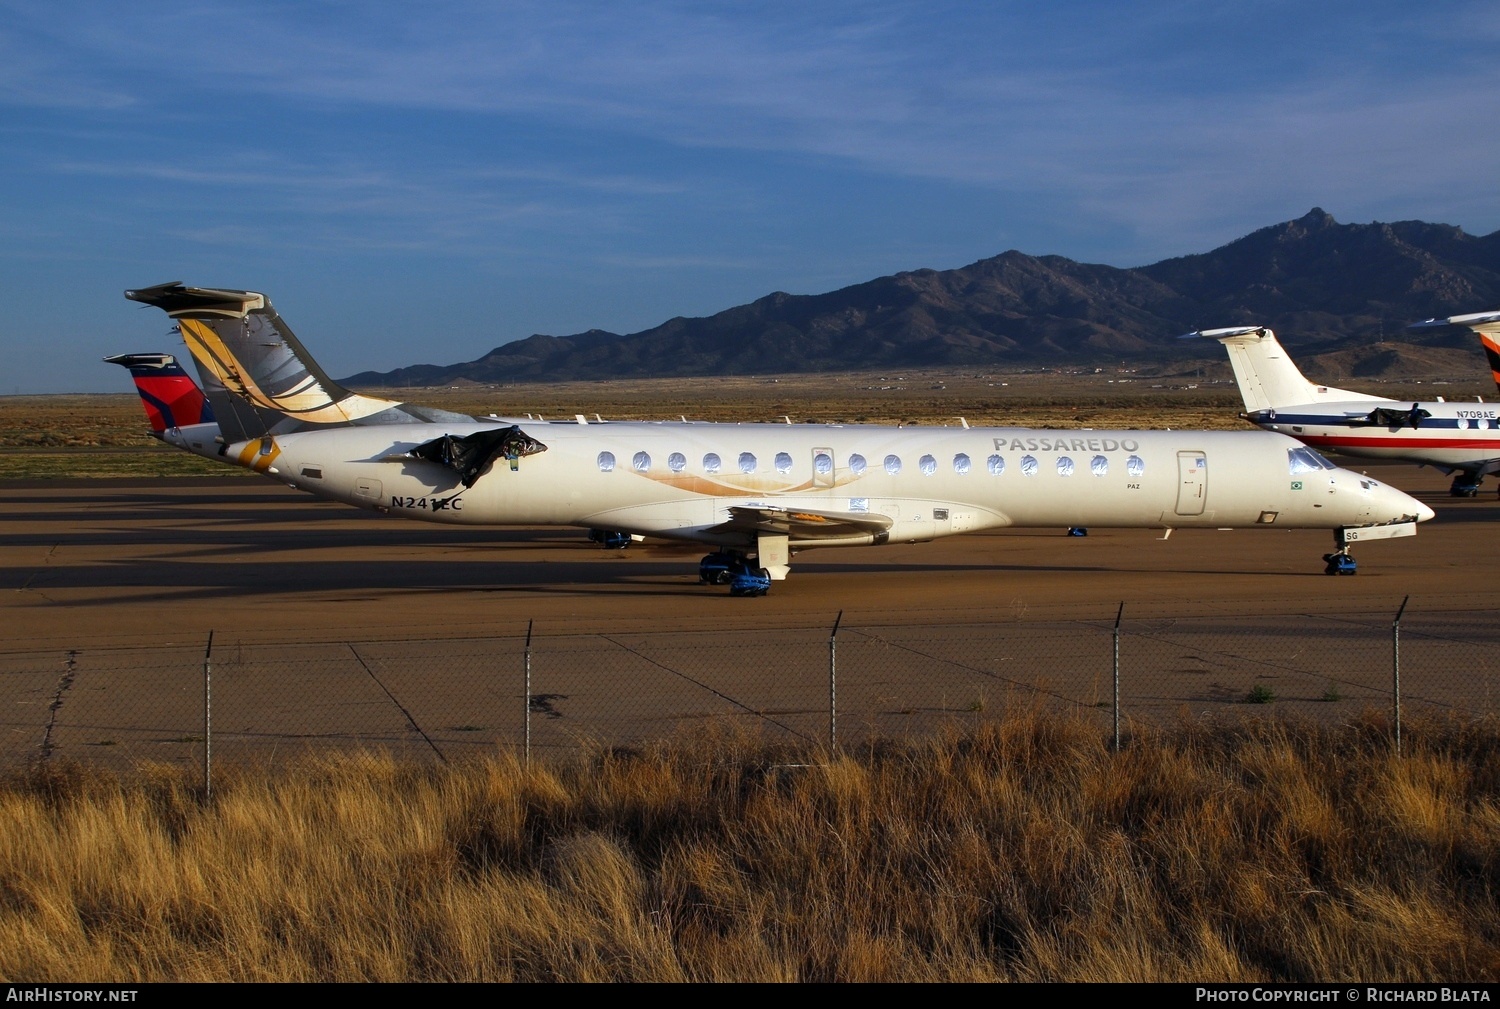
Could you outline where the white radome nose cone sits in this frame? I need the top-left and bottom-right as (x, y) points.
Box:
(1414, 500), (1435, 523)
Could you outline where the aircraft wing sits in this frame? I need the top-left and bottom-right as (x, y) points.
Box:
(709, 505), (894, 540)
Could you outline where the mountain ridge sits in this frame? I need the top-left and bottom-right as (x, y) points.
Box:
(344, 209), (1500, 386)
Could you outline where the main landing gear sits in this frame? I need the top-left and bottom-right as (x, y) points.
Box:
(1449, 474), (1483, 498)
(588, 529), (633, 550)
(698, 551), (772, 597)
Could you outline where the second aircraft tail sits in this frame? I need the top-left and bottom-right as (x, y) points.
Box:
(1182, 326), (1387, 413)
(103, 352), (216, 433)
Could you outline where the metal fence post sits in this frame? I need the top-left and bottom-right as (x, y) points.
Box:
(524, 619), (533, 767)
(1113, 602), (1123, 751)
(1393, 596), (1408, 756)
(829, 610), (842, 754)
(203, 630), (213, 804)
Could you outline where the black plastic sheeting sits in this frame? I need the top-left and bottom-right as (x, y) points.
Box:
(1360, 405), (1431, 429)
(409, 426), (547, 487)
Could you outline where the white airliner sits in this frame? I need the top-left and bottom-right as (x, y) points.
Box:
(1186, 321), (1500, 498)
(117, 283), (1433, 588)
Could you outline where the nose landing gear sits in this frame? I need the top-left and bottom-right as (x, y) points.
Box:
(1323, 549), (1358, 575)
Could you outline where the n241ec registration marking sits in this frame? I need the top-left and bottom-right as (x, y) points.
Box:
(390, 495), (463, 511)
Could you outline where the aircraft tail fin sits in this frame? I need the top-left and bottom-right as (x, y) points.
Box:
(123, 282), (473, 437)
(103, 352), (216, 433)
(1409, 311), (1500, 393)
(1181, 326), (1386, 412)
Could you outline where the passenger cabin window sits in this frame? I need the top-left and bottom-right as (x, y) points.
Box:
(987, 454), (1005, 475)
(814, 452), (833, 475)
(919, 454), (937, 476)
(632, 451), (651, 472)
(954, 452), (971, 475)
(1020, 454), (1039, 477)
(1127, 455), (1145, 478)
(775, 451), (793, 474)
(703, 452), (721, 474)
(739, 452), (757, 474)
(849, 454), (868, 475)
(884, 454), (902, 475)
(668, 452), (686, 473)
(597, 451), (616, 472)
(1090, 455), (1108, 476)
(1056, 456), (1075, 476)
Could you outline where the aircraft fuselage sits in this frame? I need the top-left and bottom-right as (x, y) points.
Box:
(1244, 402), (1500, 474)
(235, 421), (1426, 547)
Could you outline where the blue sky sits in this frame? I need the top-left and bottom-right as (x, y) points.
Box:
(3, 1), (1499, 393)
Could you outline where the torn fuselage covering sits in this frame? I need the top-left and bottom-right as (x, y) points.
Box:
(409, 426), (547, 487)
(1358, 405), (1432, 429)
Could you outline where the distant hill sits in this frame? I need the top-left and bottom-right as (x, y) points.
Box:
(344, 209), (1500, 386)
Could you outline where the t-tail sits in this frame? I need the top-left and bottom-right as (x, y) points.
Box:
(103, 351), (249, 467)
(104, 352), (215, 432)
(1180, 326), (1387, 414)
(123, 282), (474, 441)
(1409, 311), (1500, 394)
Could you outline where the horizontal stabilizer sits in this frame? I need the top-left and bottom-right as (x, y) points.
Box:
(1177, 326), (1267, 341)
(1407, 311), (1500, 331)
(1410, 310), (1500, 394)
(407, 426), (547, 487)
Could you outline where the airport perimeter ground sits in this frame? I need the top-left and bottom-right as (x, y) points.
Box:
(2, 460), (1494, 650)
(5, 380), (1500, 767)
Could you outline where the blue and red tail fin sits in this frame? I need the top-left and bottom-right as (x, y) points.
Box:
(104, 352), (215, 433)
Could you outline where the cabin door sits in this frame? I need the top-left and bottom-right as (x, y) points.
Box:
(1175, 451), (1207, 516)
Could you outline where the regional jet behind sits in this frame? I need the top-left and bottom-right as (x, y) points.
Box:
(120, 283), (1433, 587)
(1187, 325), (1500, 498)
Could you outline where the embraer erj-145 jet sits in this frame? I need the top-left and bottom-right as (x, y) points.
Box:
(1187, 316), (1500, 498)
(117, 282), (1432, 589)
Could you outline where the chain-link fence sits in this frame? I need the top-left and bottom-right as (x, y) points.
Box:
(4, 601), (1497, 779)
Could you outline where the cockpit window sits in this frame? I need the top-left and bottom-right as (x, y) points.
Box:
(1289, 446), (1336, 474)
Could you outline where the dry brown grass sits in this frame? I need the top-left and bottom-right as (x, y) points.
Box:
(1, 711), (1497, 982)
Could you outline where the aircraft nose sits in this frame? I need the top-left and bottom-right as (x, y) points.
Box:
(1385, 483), (1434, 523)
